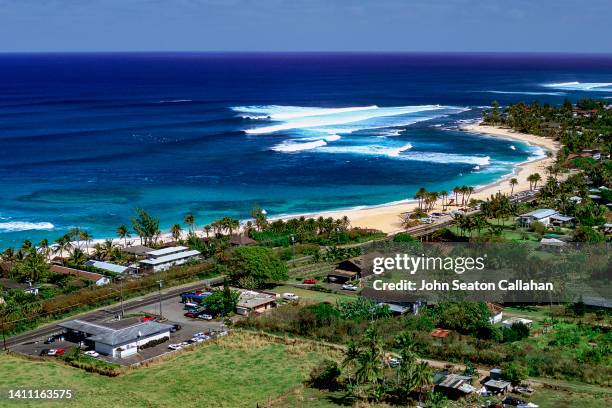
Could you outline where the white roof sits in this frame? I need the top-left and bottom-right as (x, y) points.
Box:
(139, 249), (201, 266)
(85, 260), (129, 274)
(519, 209), (557, 219)
(549, 214), (574, 222)
(146, 246), (189, 258)
(540, 238), (567, 246)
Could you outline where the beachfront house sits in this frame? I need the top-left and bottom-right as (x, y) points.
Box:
(85, 260), (130, 275)
(517, 209), (558, 227)
(138, 246), (201, 273)
(59, 319), (173, 359)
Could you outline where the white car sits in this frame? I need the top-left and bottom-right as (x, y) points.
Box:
(389, 357), (401, 367)
(282, 292), (299, 301)
(84, 350), (99, 357)
(342, 283), (359, 291)
(191, 337), (205, 343)
(193, 332), (204, 337)
(168, 344), (183, 350)
(198, 314), (213, 320)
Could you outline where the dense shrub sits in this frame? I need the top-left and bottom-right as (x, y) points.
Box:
(308, 359), (341, 390)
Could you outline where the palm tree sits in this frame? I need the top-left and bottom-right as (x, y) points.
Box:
(184, 213), (195, 233)
(414, 187), (427, 210)
(79, 230), (92, 254)
(171, 224), (182, 241)
(342, 340), (360, 386)
(53, 234), (73, 263)
(203, 225), (212, 239)
(465, 186), (475, 204)
(68, 247), (87, 267)
(531, 173), (542, 189)
(509, 178), (518, 195)
(116, 224), (130, 247)
(38, 239), (50, 261)
(413, 362), (433, 402)
(439, 190), (448, 209)
(452, 186), (461, 206)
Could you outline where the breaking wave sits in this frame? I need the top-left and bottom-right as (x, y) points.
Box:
(318, 143), (413, 158)
(485, 90), (566, 96)
(543, 82), (612, 92)
(271, 140), (327, 152)
(232, 104), (467, 135)
(0, 221), (55, 232)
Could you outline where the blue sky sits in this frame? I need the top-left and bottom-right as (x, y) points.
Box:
(0, 0), (610, 52)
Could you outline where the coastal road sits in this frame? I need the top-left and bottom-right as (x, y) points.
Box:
(3, 276), (225, 349)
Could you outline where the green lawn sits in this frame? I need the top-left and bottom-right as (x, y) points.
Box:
(0, 332), (338, 408)
(272, 285), (354, 303)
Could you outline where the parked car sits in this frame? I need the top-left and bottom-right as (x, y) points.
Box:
(389, 357), (401, 367)
(170, 324), (182, 333)
(191, 337), (205, 343)
(48, 348), (65, 357)
(193, 332), (205, 338)
(198, 313), (213, 320)
(39, 349), (50, 356)
(184, 302), (198, 310)
(168, 344), (183, 351)
(303, 278), (317, 284)
(184, 311), (198, 318)
(342, 283), (359, 291)
(282, 292), (299, 301)
(84, 350), (99, 358)
(141, 316), (156, 322)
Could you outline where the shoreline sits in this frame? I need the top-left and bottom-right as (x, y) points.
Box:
(289, 123), (560, 234)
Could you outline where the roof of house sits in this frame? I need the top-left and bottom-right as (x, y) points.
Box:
(122, 245), (155, 256)
(549, 214), (574, 222)
(58, 319), (115, 336)
(540, 238), (568, 246)
(378, 302), (410, 314)
(431, 328), (451, 338)
(438, 374), (476, 394)
(85, 260), (129, 274)
(139, 249), (201, 266)
(237, 290), (276, 310)
(229, 235), (257, 245)
(484, 379), (511, 390)
(328, 269), (358, 278)
(50, 265), (108, 282)
(519, 209), (557, 219)
(486, 302), (503, 315)
(146, 246), (189, 258)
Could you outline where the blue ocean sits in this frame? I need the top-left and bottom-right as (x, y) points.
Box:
(1, 53), (611, 248)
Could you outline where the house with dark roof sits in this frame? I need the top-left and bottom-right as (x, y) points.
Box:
(327, 253), (381, 284)
(229, 234), (257, 246)
(58, 319), (173, 358)
(0, 278), (39, 295)
(360, 287), (424, 315)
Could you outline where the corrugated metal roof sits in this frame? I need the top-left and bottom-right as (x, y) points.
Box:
(520, 209), (557, 219)
(85, 260), (129, 274)
(146, 246), (188, 258)
(88, 321), (173, 346)
(139, 249), (201, 266)
(58, 319), (115, 336)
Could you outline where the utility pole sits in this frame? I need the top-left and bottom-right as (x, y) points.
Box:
(156, 280), (163, 318)
(120, 278), (125, 318)
(1, 316), (6, 351)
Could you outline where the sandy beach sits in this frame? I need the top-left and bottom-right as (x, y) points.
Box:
(300, 123), (560, 234)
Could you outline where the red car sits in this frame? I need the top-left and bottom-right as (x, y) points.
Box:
(184, 311), (198, 318)
(142, 316), (156, 322)
(303, 278), (318, 284)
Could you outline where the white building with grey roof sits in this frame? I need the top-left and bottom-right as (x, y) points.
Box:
(58, 319), (173, 358)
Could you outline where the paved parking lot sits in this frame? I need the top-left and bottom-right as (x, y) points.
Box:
(10, 294), (229, 366)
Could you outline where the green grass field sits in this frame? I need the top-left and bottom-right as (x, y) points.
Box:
(0, 332), (340, 408)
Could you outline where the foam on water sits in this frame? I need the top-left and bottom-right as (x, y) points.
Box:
(543, 82), (612, 92)
(271, 139), (328, 152)
(317, 143), (413, 158)
(232, 104), (464, 135)
(485, 90), (566, 96)
(0, 221), (55, 232)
